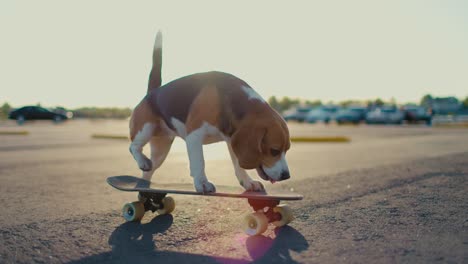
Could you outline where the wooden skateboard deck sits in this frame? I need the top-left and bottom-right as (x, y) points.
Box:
(107, 175), (303, 236)
(107, 175), (303, 201)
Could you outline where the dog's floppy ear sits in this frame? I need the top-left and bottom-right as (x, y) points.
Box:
(231, 124), (265, 169)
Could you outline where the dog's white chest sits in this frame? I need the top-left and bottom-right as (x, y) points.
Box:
(171, 118), (227, 144)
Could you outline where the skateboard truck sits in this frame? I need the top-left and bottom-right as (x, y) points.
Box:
(248, 198), (280, 211)
(248, 198), (282, 222)
(122, 192), (176, 222)
(138, 192), (166, 212)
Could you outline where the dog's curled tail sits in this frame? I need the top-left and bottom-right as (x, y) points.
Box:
(148, 31), (163, 93)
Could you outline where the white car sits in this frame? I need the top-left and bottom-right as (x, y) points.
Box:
(366, 107), (404, 124)
(283, 107), (313, 122)
(305, 106), (339, 124)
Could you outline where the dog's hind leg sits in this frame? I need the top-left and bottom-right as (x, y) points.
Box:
(142, 135), (174, 181)
(129, 122), (156, 172)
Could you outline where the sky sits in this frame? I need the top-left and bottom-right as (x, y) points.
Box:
(1, 0), (467, 108)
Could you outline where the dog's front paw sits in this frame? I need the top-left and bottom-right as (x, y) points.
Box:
(194, 180), (216, 193)
(241, 179), (265, 192)
(138, 157), (152, 171)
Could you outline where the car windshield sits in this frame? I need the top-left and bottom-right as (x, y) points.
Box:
(406, 107), (424, 112)
(297, 108), (312, 113)
(381, 108), (396, 113)
(322, 107), (338, 113)
(309, 109), (325, 114)
(339, 108), (363, 113)
(36, 107), (49, 113)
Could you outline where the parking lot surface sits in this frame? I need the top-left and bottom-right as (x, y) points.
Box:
(0, 119), (467, 263)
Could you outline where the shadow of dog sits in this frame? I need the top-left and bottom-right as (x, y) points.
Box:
(245, 226), (308, 263)
(108, 214), (173, 257)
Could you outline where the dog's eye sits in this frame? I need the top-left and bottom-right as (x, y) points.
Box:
(270, 148), (280, 157)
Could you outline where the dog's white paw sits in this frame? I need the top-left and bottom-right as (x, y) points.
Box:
(194, 180), (216, 193)
(241, 179), (265, 192)
(138, 157), (152, 172)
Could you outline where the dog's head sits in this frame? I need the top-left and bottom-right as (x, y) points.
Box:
(231, 114), (291, 183)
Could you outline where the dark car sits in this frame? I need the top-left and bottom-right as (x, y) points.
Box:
(402, 105), (432, 125)
(8, 106), (72, 124)
(335, 107), (367, 124)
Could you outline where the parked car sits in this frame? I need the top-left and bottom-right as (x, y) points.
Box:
(402, 105), (432, 125)
(422, 96), (461, 115)
(305, 106), (339, 124)
(8, 106), (72, 124)
(335, 106), (368, 124)
(366, 106), (404, 124)
(283, 107), (313, 122)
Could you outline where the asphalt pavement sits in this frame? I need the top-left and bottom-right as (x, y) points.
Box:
(0, 119), (467, 263)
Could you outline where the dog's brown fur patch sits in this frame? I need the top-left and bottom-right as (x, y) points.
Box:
(129, 99), (161, 140)
(185, 85), (221, 134)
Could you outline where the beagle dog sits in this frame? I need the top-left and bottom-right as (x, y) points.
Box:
(129, 32), (291, 193)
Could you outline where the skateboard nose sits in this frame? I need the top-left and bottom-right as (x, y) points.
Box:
(280, 171), (290, 180)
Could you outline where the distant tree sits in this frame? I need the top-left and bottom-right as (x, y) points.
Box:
(463, 96), (468, 108)
(277, 97), (300, 113)
(365, 98), (385, 109)
(0, 102), (11, 119)
(268, 96), (280, 112)
(420, 94), (433, 107)
(269, 96), (323, 112)
(279, 97), (292, 111)
(374, 98), (385, 106)
(339, 100), (362, 107)
(304, 100), (322, 107)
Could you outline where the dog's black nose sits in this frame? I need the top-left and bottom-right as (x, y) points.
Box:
(280, 171), (290, 180)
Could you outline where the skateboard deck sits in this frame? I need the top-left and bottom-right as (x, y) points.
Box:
(107, 175), (303, 236)
(107, 175), (303, 201)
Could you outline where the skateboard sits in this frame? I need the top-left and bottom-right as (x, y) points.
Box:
(107, 175), (303, 235)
